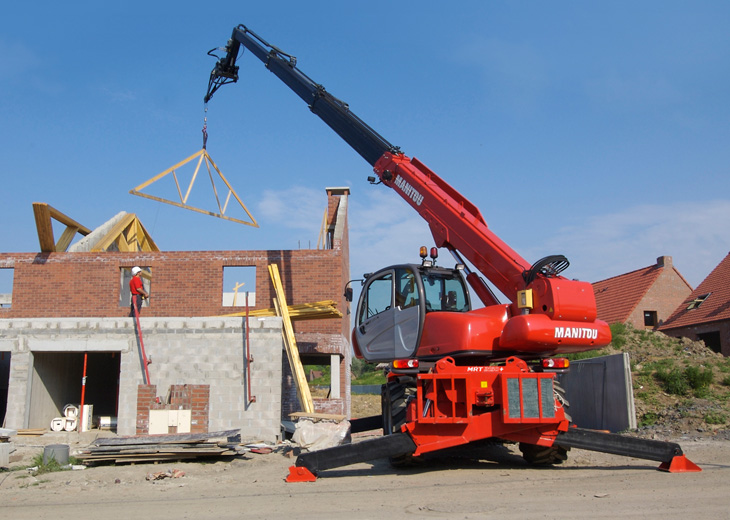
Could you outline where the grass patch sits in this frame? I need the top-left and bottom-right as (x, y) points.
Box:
(638, 412), (659, 428)
(29, 453), (80, 476)
(609, 322), (627, 348)
(704, 412), (728, 425)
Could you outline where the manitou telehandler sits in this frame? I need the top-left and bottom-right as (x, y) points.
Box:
(204, 25), (700, 481)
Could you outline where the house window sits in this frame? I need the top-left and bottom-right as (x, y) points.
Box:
(643, 311), (658, 327)
(697, 331), (721, 354)
(119, 267), (151, 308)
(687, 293), (711, 310)
(222, 266), (256, 307)
(0, 268), (13, 309)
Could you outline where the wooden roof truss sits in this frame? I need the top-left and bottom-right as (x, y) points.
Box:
(33, 202), (92, 252)
(129, 148), (258, 227)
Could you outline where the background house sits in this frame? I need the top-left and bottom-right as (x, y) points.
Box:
(592, 256), (692, 329)
(659, 252), (730, 356)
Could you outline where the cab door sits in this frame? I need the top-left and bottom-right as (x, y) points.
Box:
(354, 267), (422, 362)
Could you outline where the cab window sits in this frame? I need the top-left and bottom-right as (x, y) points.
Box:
(395, 267), (419, 309)
(358, 273), (393, 323)
(422, 271), (469, 312)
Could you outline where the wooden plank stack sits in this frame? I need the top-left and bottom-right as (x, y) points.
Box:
(75, 430), (243, 464)
(222, 299), (343, 320)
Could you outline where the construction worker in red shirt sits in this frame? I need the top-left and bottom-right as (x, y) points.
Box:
(129, 266), (149, 317)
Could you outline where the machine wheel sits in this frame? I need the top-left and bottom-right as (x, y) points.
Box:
(519, 381), (571, 465)
(381, 379), (418, 467)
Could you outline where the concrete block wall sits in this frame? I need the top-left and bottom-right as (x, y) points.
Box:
(0, 317), (284, 442)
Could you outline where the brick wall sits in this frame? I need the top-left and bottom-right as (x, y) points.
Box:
(627, 258), (692, 329)
(0, 250), (344, 331)
(136, 384), (209, 435)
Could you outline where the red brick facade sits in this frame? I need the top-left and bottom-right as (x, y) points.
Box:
(0, 249), (348, 337)
(136, 384), (209, 435)
(593, 256), (692, 329)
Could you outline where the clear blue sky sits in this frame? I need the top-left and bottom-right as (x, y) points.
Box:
(2, 1), (729, 299)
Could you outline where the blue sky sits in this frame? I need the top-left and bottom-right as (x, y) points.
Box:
(2, 1), (729, 300)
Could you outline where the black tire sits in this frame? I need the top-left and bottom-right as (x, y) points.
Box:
(381, 379), (418, 466)
(519, 381), (571, 465)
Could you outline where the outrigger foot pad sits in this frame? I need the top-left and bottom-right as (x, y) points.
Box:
(658, 455), (702, 473)
(286, 465), (317, 482)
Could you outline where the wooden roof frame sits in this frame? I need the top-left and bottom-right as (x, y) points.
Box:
(129, 148), (259, 227)
(33, 202), (92, 252)
(90, 213), (160, 252)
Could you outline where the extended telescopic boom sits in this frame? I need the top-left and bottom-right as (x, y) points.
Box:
(204, 25), (608, 347)
(205, 25), (398, 167)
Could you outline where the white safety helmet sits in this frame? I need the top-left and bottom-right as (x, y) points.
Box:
(131, 266), (142, 275)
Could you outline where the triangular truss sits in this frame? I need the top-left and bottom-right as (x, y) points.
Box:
(129, 148), (259, 227)
(32, 203), (159, 253)
(32, 202), (92, 252)
(88, 213), (159, 252)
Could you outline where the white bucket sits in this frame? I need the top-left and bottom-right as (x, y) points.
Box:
(63, 404), (79, 419)
(50, 417), (66, 432)
(64, 418), (78, 432)
(98, 416), (117, 430)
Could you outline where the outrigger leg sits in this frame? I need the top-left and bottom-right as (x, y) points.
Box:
(556, 427), (702, 473)
(286, 432), (416, 482)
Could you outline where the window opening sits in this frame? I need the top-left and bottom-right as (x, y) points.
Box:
(643, 310), (658, 327)
(697, 331), (721, 354)
(0, 268), (13, 309)
(119, 267), (151, 308)
(222, 266), (257, 307)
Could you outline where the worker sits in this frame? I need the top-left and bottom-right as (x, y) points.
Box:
(129, 266), (149, 317)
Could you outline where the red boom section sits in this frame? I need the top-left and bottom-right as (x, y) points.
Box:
(374, 152), (530, 304)
(374, 151), (611, 354)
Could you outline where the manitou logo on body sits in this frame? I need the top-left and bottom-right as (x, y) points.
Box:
(394, 174), (424, 206)
(554, 327), (599, 340)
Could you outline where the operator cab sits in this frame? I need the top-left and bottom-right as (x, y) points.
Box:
(353, 249), (471, 362)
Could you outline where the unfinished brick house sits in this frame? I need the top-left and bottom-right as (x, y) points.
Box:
(659, 252), (730, 356)
(0, 187), (351, 441)
(592, 256), (693, 330)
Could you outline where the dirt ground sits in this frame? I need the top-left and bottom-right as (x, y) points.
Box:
(2, 428), (729, 520)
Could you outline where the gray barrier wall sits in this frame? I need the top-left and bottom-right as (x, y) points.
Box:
(557, 353), (637, 432)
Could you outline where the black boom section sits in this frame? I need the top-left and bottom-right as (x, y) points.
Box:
(295, 432), (417, 474)
(207, 25), (396, 167)
(557, 427), (684, 463)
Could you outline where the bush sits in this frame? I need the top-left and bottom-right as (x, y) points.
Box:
(609, 322), (627, 348)
(685, 365), (713, 391)
(654, 365), (714, 397)
(655, 367), (689, 396)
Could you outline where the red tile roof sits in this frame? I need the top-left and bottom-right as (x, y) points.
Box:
(660, 252), (730, 330)
(593, 264), (662, 324)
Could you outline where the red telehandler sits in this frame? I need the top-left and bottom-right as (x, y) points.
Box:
(204, 25), (700, 481)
